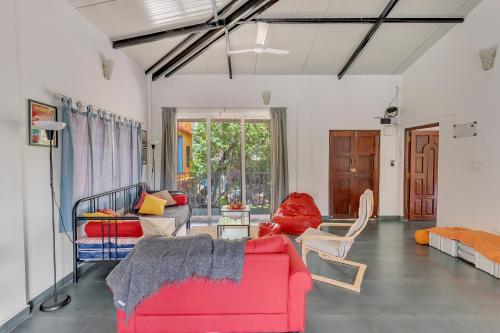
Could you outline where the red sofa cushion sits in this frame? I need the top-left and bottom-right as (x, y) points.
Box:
(272, 192), (322, 235)
(245, 235), (285, 253)
(85, 221), (143, 238)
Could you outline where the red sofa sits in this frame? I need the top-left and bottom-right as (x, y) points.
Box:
(272, 193), (322, 235)
(116, 236), (312, 333)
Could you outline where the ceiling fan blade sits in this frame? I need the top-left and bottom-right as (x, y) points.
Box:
(228, 49), (257, 55)
(256, 22), (268, 46)
(262, 48), (290, 55)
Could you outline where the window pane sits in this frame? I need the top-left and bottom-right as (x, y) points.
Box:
(211, 120), (242, 216)
(176, 121), (208, 216)
(245, 121), (271, 215)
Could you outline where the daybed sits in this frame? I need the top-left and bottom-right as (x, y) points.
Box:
(72, 183), (191, 282)
(116, 235), (312, 333)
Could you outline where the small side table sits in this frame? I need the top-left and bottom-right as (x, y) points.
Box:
(217, 205), (251, 239)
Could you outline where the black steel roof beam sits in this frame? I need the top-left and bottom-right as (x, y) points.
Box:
(145, 34), (197, 75)
(162, 0), (281, 78)
(338, 0), (400, 80)
(144, 0), (242, 75)
(224, 28), (233, 79)
(244, 17), (464, 24)
(210, 0), (232, 79)
(113, 21), (224, 49)
(152, 0), (277, 80)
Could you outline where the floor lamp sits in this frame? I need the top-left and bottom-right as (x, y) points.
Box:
(34, 120), (72, 312)
(151, 141), (159, 190)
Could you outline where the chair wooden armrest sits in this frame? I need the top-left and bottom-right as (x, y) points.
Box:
(317, 222), (354, 229)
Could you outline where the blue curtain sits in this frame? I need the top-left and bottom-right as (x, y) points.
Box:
(60, 98), (142, 232)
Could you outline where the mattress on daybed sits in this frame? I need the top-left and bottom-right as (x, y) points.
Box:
(77, 236), (142, 262)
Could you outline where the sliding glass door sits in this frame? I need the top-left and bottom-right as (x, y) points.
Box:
(177, 116), (270, 222)
(245, 121), (271, 215)
(210, 120), (242, 216)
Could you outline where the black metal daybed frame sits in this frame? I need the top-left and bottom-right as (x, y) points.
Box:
(72, 183), (191, 282)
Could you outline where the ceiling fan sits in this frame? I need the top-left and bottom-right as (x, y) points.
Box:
(228, 22), (290, 55)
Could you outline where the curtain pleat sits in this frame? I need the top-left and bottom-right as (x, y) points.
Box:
(160, 107), (177, 190)
(270, 107), (289, 213)
(60, 99), (142, 232)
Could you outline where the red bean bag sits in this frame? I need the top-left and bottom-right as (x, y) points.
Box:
(272, 192), (322, 235)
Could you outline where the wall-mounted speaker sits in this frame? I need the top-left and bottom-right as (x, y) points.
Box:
(102, 58), (114, 80)
(479, 46), (496, 71)
(262, 91), (271, 105)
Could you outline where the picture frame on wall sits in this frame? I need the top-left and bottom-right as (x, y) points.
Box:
(28, 99), (58, 147)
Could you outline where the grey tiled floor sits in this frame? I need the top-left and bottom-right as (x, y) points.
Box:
(14, 220), (500, 333)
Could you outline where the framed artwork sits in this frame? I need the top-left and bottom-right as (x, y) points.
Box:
(28, 99), (58, 147)
(141, 147), (147, 165)
(141, 130), (148, 147)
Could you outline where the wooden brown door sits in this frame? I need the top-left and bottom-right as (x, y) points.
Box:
(329, 130), (379, 218)
(409, 131), (439, 220)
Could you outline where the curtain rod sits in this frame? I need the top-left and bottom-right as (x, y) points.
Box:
(54, 93), (144, 126)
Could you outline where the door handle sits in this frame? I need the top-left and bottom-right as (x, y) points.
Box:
(350, 168), (357, 173)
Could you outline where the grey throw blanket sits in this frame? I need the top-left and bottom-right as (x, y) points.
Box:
(106, 234), (246, 320)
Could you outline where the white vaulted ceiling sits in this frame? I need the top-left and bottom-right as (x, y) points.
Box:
(68, 0), (481, 77)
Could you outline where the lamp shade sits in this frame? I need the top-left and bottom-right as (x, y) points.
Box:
(34, 120), (66, 131)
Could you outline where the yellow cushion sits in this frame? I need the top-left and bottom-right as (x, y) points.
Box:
(415, 230), (429, 245)
(80, 212), (110, 217)
(139, 195), (167, 216)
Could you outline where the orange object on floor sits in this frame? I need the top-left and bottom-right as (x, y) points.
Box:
(414, 230), (429, 245)
(427, 227), (500, 263)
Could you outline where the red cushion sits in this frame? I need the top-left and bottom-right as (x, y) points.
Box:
(245, 235), (285, 254)
(85, 221), (143, 237)
(171, 193), (188, 206)
(134, 192), (148, 210)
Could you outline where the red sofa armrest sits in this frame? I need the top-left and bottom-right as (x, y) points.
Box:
(281, 236), (312, 332)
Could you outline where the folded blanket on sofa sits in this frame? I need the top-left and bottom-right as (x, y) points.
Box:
(106, 234), (246, 320)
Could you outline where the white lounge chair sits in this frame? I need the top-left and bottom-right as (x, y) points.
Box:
(297, 189), (374, 292)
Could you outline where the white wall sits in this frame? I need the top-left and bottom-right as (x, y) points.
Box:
(402, 0), (500, 233)
(152, 75), (402, 216)
(0, 0), (148, 324)
(0, 0), (28, 326)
